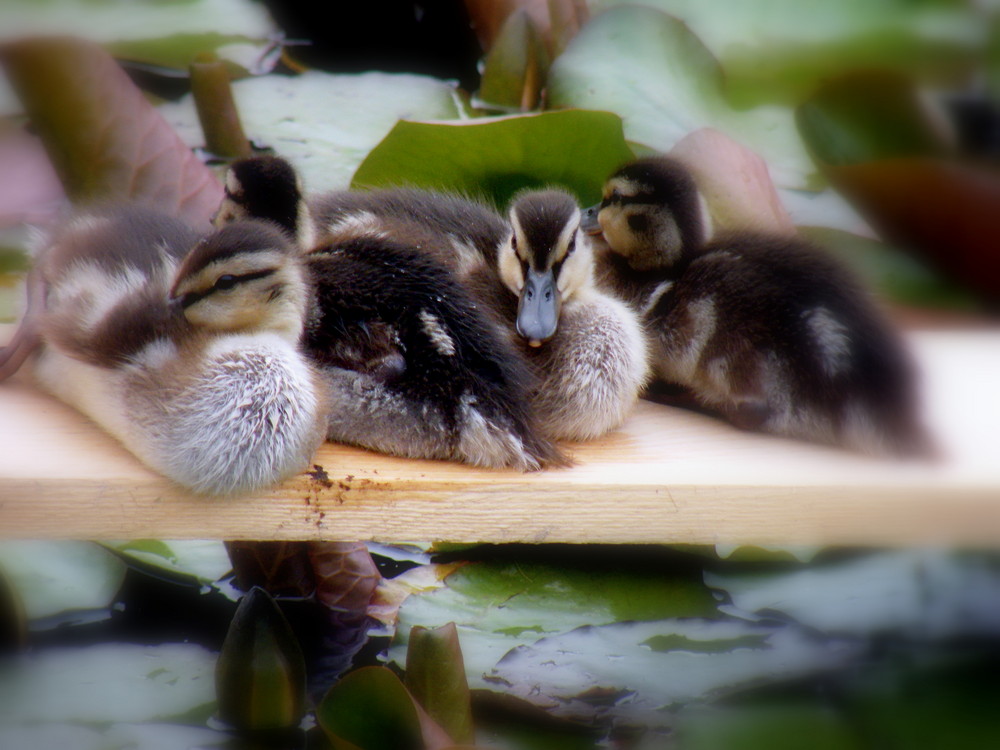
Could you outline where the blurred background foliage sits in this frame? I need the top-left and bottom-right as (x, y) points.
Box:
(1, 0), (1000, 748)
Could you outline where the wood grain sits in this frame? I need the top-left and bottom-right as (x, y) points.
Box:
(1, 329), (998, 545)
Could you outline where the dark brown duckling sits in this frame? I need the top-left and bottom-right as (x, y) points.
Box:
(586, 156), (933, 458)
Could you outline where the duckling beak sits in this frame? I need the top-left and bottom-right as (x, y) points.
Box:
(517, 267), (560, 347)
(581, 204), (603, 235)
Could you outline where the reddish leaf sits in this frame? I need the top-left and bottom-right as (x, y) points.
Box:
(225, 541), (316, 598)
(824, 158), (1000, 302)
(669, 127), (796, 237)
(0, 126), (65, 229)
(1, 36), (222, 228)
(309, 542), (381, 614)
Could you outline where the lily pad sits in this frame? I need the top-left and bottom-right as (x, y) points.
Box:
(159, 70), (464, 194)
(487, 619), (853, 727)
(352, 110), (635, 207)
(0, 541), (126, 621)
(547, 5), (816, 189)
(798, 226), (981, 310)
(589, 0), (985, 107)
(0, 641), (216, 724)
(104, 540), (232, 584)
(390, 559), (718, 685)
(0, 0), (277, 72)
(706, 549), (1000, 638)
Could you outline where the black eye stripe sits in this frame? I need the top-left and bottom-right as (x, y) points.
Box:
(179, 268), (277, 309)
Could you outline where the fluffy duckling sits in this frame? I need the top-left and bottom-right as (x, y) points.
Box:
(210, 163), (564, 469)
(587, 156), (931, 457)
(19, 204), (328, 495)
(216, 155), (649, 443)
(495, 189), (650, 441)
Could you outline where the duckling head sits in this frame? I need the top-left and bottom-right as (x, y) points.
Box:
(169, 220), (309, 344)
(498, 189), (593, 347)
(213, 154), (315, 248)
(583, 156), (706, 271)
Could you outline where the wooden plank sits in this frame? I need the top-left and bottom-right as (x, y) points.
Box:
(1, 329), (998, 545)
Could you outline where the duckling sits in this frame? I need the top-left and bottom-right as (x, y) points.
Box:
(20, 204), (328, 495)
(209, 162), (565, 469)
(494, 189), (650, 441)
(586, 155), (931, 457)
(216, 155), (649, 443)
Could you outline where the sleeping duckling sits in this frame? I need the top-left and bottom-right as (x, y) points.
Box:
(21, 204), (328, 495)
(586, 156), (931, 457)
(216, 155), (649, 443)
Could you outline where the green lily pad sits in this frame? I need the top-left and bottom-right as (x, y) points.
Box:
(589, 0), (984, 107)
(103, 540), (232, 584)
(547, 5), (816, 189)
(0, 641), (216, 724)
(487, 619), (851, 727)
(673, 702), (859, 750)
(796, 70), (951, 167)
(390, 559), (718, 686)
(351, 110), (635, 207)
(706, 549), (1000, 638)
(159, 70), (463, 194)
(0, 541), (126, 621)
(0, 0), (277, 72)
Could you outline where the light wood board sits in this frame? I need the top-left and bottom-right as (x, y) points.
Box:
(1, 329), (998, 545)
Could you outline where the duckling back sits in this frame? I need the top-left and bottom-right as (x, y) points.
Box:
(303, 233), (566, 470)
(593, 156), (931, 458)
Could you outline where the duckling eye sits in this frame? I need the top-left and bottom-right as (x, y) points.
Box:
(214, 274), (238, 291)
(566, 237), (576, 257)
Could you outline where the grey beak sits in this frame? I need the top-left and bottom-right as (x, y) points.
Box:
(581, 204), (602, 235)
(516, 267), (560, 346)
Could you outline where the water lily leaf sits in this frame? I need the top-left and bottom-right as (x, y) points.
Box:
(796, 70), (952, 167)
(160, 69), (463, 194)
(843, 657), (1000, 748)
(796, 70), (1000, 301)
(215, 586), (307, 731)
(487, 619), (851, 728)
(309, 542), (382, 614)
(368, 562), (462, 628)
(798, 226), (981, 310)
(547, 5), (816, 189)
(706, 550), (1000, 638)
(668, 128), (796, 236)
(406, 623), (475, 744)
(390, 559), (718, 686)
(226, 541), (317, 598)
(0, 541), (126, 621)
(807, 157), (1000, 302)
(104, 540), (233, 584)
(673, 701), (859, 750)
(1, 36), (223, 227)
(478, 10), (549, 111)
(0, 641), (216, 724)
(590, 0), (984, 108)
(0, 0), (277, 70)
(316, 666), (453, 750)
(351, 110), (635, 207)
